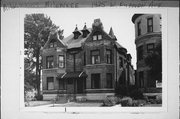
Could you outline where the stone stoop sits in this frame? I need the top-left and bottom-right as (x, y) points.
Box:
(55, 95), (68, 103)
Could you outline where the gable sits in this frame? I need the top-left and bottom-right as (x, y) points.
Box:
(43, 32), (66, 49)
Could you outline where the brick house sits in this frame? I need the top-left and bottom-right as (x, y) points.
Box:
(132, 14), (162, 88)
(41, 19), (135, 101)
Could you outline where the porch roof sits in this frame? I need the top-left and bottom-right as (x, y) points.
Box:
(57, 72), (87, 79)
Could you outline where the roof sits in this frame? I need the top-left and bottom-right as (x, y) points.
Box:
(62, 28), (92, 49)
(115, 42), (124, 49)
(132, 14), (144, 23)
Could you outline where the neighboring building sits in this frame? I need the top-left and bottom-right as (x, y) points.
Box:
(41, 19), (135, 101)
(132, 14), (162, 88)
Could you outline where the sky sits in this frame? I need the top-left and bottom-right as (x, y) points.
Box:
(31, 8), (137, 69)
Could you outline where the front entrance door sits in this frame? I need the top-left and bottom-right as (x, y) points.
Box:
(77, 78), (83, 93)
(67, 79), (74, 94)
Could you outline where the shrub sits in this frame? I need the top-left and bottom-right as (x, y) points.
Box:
(115, 85), (128, 97)
(35, 94), (43, 101)
(129, 88), (144, 100)
(120, 97), (133, 106)
(102, 95), (121, 106)
(156, 98), (162, 104)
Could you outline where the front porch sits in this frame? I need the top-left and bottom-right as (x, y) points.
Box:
(43, 71), (87, 102)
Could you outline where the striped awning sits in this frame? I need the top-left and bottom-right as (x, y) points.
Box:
(57, 72), (87, 79)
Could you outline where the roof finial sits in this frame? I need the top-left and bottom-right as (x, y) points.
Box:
(74, 24), (78, 31)
(83, 22), (87, 30)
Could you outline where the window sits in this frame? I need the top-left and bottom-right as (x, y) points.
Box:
(58, 55), (64, 68)
(137, 21), (141, 36)
(91, 74), (100, 89)
(147, 17), (153, 33)
(98, 35), (102, 40)
(106, 49), (112, 64)
(147, 43), (154, 53)
(91, 50), (100, 64)
(93, 35), (102, 40)
(93, 35), (97, 40)
(54, 42), (57, 47)
(59, 79), (65, 90)
(106, 73), (113, 88)
(49, 39), (57, 48)
(47, 77), (54, 90)
(74, 34), (79, 39)
(50, 43), (54, 48)
(137, 46), (143, 60)
(46, 56), (54, 68)
(139, 71), (144, 87)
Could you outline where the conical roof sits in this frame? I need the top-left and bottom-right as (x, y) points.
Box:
(109, 27), (115, 38)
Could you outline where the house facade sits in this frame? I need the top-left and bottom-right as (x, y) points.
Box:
(132, 14), (162, 88)
(42, 19), (135, 101)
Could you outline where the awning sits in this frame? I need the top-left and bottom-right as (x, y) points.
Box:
(57, 72), (87, 79)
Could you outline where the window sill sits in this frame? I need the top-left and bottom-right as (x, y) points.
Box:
(85, 63), (114, 67)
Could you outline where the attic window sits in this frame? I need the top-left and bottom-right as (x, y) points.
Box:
(93, 31), (102, 41)
(93, 36), (97, 40)
(49, 39), (57, 48)
(98, 35), (102, 39)
(93, 34), (102, 40)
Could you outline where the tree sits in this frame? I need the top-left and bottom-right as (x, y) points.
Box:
(24, 58), (36, 92)
(145, 42), (162, 84)
(24, 14), (64, 98)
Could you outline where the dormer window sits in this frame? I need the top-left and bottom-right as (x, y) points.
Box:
(74, 34), (80, 39)
(82, 23), (90, 38)
(73, 25), (81, 39)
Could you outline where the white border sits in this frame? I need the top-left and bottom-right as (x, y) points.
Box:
(1, 7), (179, 119)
